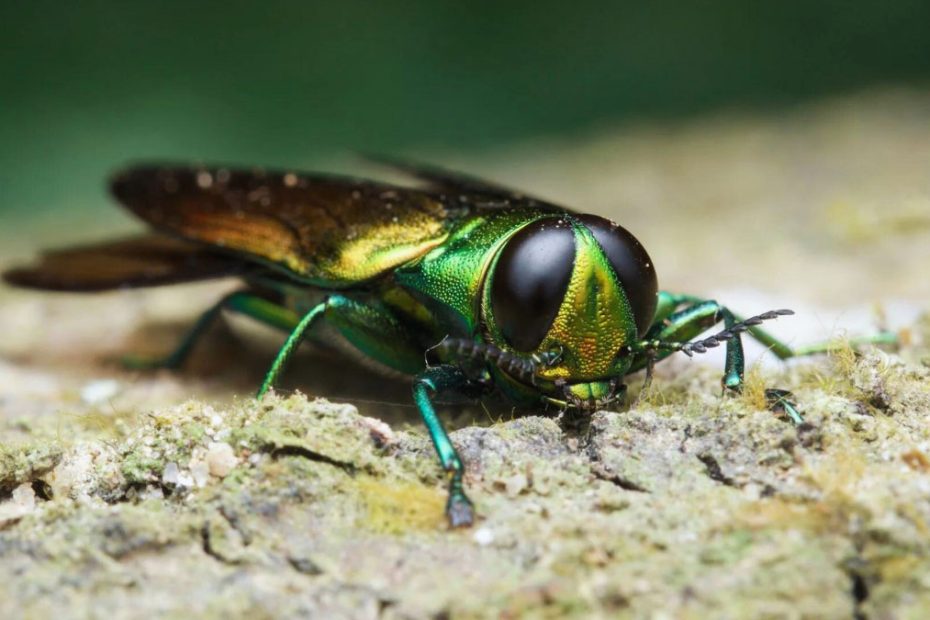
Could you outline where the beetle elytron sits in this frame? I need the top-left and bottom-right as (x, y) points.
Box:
(3, 158), (895, 527)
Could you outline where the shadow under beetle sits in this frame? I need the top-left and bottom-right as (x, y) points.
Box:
(3, 158), (897, 527)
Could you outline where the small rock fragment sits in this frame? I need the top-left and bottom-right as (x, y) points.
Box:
(360, 415), (395, 447)
(504, 473), (528, 498)
(140, 485), (164, 500)
(175, 470), (195, 489)
(206, 442), (238, 478)
(162, 462), (180, 485)
(49, 449), (94, 499)
(0, 483), (37, 526)
(189, 458), (210, 487)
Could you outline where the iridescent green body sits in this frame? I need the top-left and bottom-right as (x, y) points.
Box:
(254, 204), (646, 410)
(2, 159), (898, 528)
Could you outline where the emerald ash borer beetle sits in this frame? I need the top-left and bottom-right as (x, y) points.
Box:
(3, 158), (897, 527)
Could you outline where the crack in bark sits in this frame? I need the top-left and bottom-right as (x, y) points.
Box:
(199, 505), (255, 566)
(844, 553), (872, 620)
(200, 520), (242, 566)
(590, 463), (649, 493)
(30, 480), (53, 501)
(287, 555), (324, 575)
(0, 450), (62, 496)
(219, 505), (253, 546)
(269, 444), (357, 474)
(696, 453), (738, 487)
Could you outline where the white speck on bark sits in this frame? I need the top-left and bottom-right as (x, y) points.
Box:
(206, 442), (238, 478)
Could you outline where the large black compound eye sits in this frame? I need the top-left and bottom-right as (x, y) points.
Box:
(490, 218), (575, 352)
(577, 214), (658, 338)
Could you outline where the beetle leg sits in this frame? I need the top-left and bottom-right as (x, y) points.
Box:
(255, 296), (477, 525)
(765, 389), (805, 426)
(638, 300), (748, 388)
(633, 299), (803, 420)
(258, 294), (426, 398)
(638, 296), (897, 425)
(257, 301), (328, 398)
(123, 290), (298, 371)
(746, 327), (898, 358)
(650, 291), (701, 325)
(413, 365), (475, 528)
(720, 309), (747, 391)
(647, 293), (897, 361)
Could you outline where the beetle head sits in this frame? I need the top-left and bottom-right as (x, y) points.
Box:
(482, 214), (657, 409)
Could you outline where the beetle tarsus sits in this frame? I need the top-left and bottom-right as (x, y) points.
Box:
(446, 492), (475, 528)
(765, 388), (805, 425)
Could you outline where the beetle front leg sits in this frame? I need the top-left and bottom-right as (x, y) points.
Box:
(639, 300), (749, 391)
(647, 292), (898, 364)
(413, 365), (475, 528)
(258, 294), (425, 398)
(633, 299), (806, 424)
(256, 297), (477, 525)
(257, 301), (327, 398)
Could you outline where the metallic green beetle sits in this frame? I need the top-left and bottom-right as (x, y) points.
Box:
(2, 159), (896, 527)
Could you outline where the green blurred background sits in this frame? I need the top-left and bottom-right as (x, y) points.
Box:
(2, 1), (930, 232)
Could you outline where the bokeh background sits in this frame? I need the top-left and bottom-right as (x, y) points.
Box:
(2, 0), (929, 375)
(3, 1), (930, 243)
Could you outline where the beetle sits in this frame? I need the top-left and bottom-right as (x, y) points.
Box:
(2, 159), (896, 527)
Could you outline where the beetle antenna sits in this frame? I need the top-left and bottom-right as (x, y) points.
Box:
(680, 309), (794, 356)
(633, 308), (794, 357)
(432, 338), (555, 384)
